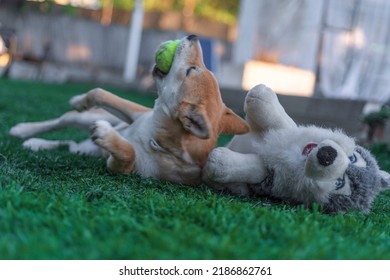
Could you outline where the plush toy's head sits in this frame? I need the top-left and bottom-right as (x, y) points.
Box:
(254, 126), (390, 214)
(297, 131), (390, 214)
(155, 39), (180, 74)
(322, 145), (390, 214)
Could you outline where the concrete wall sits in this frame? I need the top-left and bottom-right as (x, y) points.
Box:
(0, 8), (182, 72)
(1, 7), (236, 87)
(221, 87), (367, 140)
(0, 6), (233, 72)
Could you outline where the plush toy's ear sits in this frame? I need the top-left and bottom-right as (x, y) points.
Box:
(219, 107), (250, 135)
(379, 170), (390, 190)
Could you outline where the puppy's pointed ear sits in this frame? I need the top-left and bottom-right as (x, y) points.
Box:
(219, 107), (250, 135)
(178, 103), (210, 139)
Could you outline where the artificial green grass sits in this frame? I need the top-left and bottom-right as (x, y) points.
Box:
(0, 78), (390, 260)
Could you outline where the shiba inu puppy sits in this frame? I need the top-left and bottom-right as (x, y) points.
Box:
(10, 35), (249, 185)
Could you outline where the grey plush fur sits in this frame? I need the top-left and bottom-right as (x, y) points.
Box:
(324, 146), (389, 213)
(203, 84), (390, 214)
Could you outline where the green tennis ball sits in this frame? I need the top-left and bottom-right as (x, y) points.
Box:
(155, 39), (180, 74)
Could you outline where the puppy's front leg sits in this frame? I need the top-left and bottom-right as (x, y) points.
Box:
(91, 120), (136, 174)
(203, 147), (267, 184)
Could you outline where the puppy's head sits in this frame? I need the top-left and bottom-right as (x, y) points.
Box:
(152, 35), (248, 139)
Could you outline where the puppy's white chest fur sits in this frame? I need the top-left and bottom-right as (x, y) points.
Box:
(119, 111), (161, 178)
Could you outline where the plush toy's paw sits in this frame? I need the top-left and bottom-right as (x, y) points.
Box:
(245, 84), (296, 130)
(245, 84), (282, 117)
(245, 84), (277, 110)
(69, 93), (95, 112)
(91, 120), (115, 149)
(204, 147), (237, 183)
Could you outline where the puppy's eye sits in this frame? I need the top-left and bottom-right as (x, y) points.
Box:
(335, 177), (345, 190)
(349, 153), (357, 163)
(186, 66), (196, 76)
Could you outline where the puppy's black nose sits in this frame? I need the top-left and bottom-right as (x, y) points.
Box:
(317, 146), (337, 166)
(187, 34), (198, 41)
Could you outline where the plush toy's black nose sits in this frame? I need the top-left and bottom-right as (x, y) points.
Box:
(317, 146), (337, 166)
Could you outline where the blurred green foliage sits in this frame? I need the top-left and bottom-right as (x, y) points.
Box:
(370, 143), (390, 172)
(28, 0), (239, 25)
(363, 106), (390, 124)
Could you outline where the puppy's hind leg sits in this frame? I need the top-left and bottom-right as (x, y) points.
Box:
(10, 109), (120, 139)
(91, 120), (136, 174)
(244, 84), (297, 133)
(22, 138), (77, 152)
(10, 118), (65, 139)
(22, 138), (104, 156)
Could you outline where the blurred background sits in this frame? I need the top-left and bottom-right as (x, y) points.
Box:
(1, 0), (390, 142)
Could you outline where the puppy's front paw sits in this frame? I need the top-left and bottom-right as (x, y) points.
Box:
(69, 93), (91, 112)
(9, 123), (33, 139)
(91, 120), (114, 149)
(203, 147), (234, 183)
(22, 138), (60, 151)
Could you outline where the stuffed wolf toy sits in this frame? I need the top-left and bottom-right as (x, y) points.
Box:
(203, 84), (390, 214)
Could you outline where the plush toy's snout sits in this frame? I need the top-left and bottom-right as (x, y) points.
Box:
(305, 140), (349, 180)
(317, 146), (337, 166)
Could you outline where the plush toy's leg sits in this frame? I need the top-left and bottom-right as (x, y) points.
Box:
(91, 120), (136, 174)
(244, 84), (296, 133)
(203, 147), (267, 185)
(226, 84), (297, 153)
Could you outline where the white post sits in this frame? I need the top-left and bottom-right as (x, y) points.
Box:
(123, 0), (144, 82)
(232, 0), (260, 64)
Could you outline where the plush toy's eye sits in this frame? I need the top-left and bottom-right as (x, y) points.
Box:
(349, 153), (357, 163)
(348, 150), (367, 168)
(335, 177), (345, 190)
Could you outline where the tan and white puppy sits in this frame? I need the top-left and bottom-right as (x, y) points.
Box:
(10, 35), (249, 185)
